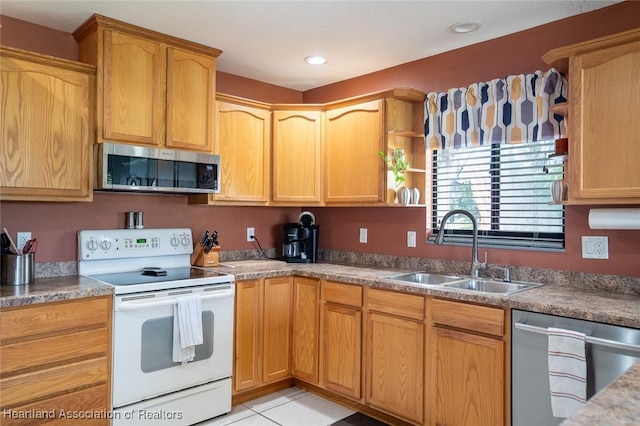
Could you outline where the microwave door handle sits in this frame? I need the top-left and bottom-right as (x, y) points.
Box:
(117, 290), (233, 311)
(514, 322), (640, 354)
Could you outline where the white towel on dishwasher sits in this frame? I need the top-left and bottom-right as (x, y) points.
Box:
(172, 294), (203, 364)
(548, 327), (587, 418)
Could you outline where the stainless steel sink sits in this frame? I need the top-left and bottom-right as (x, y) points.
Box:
(386, 272), (465, 286)
(443, 279), (542, 295)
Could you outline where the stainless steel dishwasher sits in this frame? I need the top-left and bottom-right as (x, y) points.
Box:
(511, 309), (640, 426)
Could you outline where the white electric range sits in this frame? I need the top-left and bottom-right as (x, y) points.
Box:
(78, 228), (234, 426)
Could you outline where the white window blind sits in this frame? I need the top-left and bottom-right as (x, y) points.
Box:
(430, 139), (565, 251)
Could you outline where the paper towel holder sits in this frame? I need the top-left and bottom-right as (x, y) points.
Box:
(588, 208), (640, 230)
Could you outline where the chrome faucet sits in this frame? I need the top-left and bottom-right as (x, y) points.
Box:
(434, 209), (487, 278)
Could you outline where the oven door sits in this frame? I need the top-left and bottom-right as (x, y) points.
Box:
(112, 284), (234, 408)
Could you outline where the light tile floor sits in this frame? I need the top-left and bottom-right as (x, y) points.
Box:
(197, 387), (356, 426)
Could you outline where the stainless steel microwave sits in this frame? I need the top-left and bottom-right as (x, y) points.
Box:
(95, 143), (220, 194)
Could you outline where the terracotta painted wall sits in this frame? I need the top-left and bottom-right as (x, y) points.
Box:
(2, 194), (299, 263)
(1, 5), (639, 277)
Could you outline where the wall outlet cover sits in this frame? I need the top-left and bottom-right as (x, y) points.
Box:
(581, 236), (609, 259)
(17, 232), (32, 251)
(359, 228), (368, 244)
(407, 231), (417, 248)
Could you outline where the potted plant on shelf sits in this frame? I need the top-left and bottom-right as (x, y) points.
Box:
(379, 148), (411, 204)
(379, 148), (410, 187)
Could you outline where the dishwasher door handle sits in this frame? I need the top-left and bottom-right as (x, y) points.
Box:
(514, 322), (640, 353)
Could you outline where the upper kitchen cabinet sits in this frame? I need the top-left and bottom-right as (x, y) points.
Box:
(323, 88), (426, 206)
(0, 46), (95, 202)
(543, 28), (640, 204)
(191, 94), (271, 205)
(324, 98), (384, 204)
(271, 106), (324, 205)
(73, 14), (220, 153)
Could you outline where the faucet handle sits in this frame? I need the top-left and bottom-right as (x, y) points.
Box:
(481, 252), (488, 268)
(491, 266), (511, 282)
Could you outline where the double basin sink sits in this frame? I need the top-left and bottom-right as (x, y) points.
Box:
(385, 272), (542, 295)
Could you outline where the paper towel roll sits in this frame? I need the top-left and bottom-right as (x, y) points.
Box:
(588, 208), (640, 230)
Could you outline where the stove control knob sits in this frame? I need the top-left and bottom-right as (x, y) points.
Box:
(181, 235), (191, 247)
(100, 239), (112, 251)
(86, 239), (99, 252)
(170, 236), (180, 247)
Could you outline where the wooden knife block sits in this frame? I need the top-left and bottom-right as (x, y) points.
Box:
(191, 245), (220, 267)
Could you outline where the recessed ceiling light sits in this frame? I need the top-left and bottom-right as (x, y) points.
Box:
(304, 56), (327, 65)
(449, 21), (482, 34)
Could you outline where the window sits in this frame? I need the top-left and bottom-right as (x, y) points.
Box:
(430, 139), (564, 251)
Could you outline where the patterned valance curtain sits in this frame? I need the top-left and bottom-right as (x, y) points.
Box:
(424, 69), (567, 150)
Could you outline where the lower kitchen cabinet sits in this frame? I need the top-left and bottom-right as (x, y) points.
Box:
(0, 296), (112, 425)
(292, 276), (321, 383)
(365, 288), (425, 425)
(262, 276), (294, 383)
(321, 280), (363, 401)
(427, 298), (508, 426)
(234, 277), (293, 394)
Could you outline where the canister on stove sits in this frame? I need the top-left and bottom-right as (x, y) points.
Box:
(125, 211), (135, 229)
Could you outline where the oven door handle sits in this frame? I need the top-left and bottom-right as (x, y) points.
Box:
(117, 291), (233, 311)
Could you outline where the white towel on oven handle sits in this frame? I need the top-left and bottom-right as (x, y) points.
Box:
(548, 327), (587, 418)
(172, 294), (204, 365)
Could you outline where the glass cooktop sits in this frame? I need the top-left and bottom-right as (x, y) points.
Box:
(89, 266), (230, 287)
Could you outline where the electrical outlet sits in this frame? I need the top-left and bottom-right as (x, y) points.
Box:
(407, 231), (417, 248)
(359, 228), (368, 244)
(246, 227), (255, 242)
(17, 232), (31, 251)
(582, 236), (609, 259)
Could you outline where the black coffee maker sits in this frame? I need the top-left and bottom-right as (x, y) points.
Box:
(282, 211), (319, 263)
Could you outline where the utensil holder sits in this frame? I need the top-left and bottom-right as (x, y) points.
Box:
(1, 253), (35, 286)
(191, 245), (220, 267)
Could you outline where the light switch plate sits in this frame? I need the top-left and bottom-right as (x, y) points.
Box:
(407, 231), (417, 248)
(359, 228), (367, 244)
(581, 236), (609, 259)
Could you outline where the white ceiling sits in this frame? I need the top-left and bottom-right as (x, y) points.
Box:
(0, 0), (621, 91)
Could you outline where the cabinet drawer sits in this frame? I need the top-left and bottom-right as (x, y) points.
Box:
(430, 298), (505, 337)
(322, 281), (362, 307)
(0, 357), (108, 407)
(2, 384), (109, 426)
(366, 288), (424, 320)
(0, 297), (111, 341)
(0, 327), (110, 375)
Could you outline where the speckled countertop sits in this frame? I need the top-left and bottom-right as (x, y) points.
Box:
(1, 259), (638, 424)
(0, 275), (114, 307)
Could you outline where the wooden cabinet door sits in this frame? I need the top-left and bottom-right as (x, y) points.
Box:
(322, 303), (362, 400)
(262, 277), (293, 383)
(431, 327), (504, 426)
(215, 98), (271, 204)
(166, 47), (216, 152)
(102, 30), (165, 146)
(272, 109), (323, 204)
(292, 276), (320, 383)
(0, 47), (94, 202)
(324, 99), (385, 204)
(366, 312), (424, 424)
(569, 39), (640, 200)
(233, 279), (262, 392)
